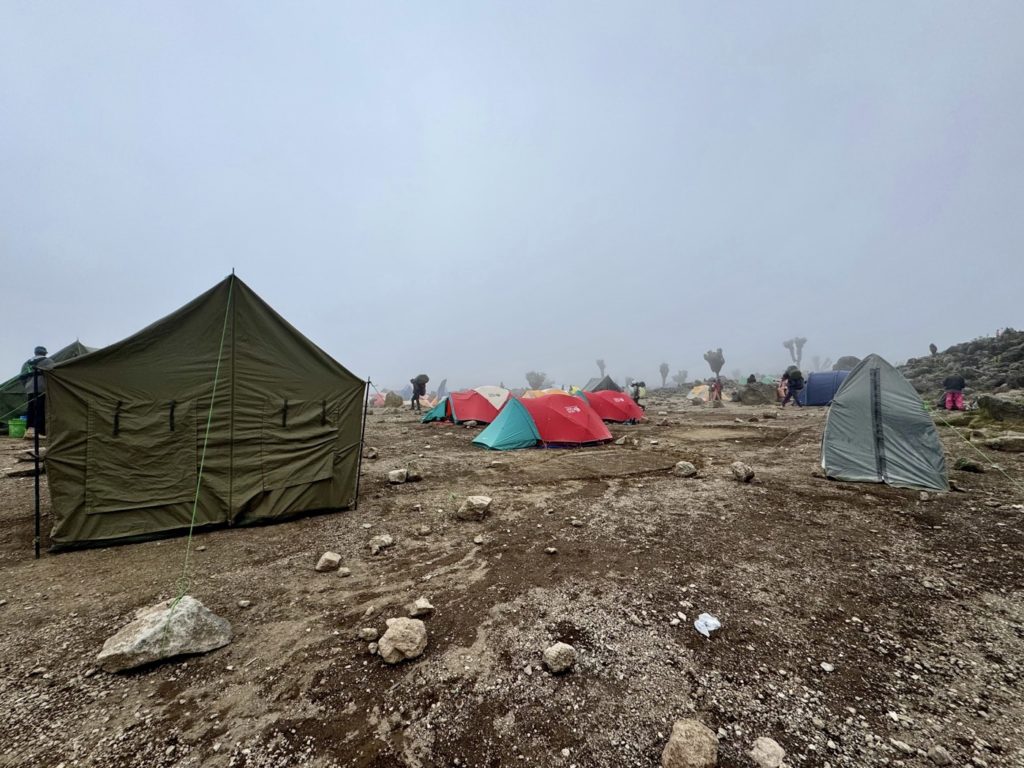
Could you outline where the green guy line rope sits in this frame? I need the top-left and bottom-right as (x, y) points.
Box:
(169, 277), (234, 615)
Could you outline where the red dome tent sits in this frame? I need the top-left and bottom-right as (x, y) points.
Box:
(473, 393), (612, 449)
(524, 394), (612, 445)
(579, 390), (646, 423)
(421, 390), (501, 424)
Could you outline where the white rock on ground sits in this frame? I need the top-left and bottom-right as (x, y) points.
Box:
(369, 534), (394, 555)
(674, 461), (698, 478)
(405, 466), (423, 481)
(315, 552), (342, 572)
(749, 737), (785, 768)
(97, 596), (232, 673)
(387, 469), (408, 484)
(542, 642), (577, 674)
(337, 567), (352, 578)
(661, 719), (718, 768)
(377, 618), (428, 664)
(406, 597), (435, 619)
(357, 627), (379, 641)
(927, 745), (952, 765)
(455, 495), (492, 521)
(730, 461), (755, 482)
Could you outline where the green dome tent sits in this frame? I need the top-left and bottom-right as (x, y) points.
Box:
(821, 354), (947, 491)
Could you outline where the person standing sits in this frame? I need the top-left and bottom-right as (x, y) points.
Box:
(781, 368), (804, 407)
(20, 346), (54, 436)
(410, 374), (429, 412)
(942, 372), (966, 411)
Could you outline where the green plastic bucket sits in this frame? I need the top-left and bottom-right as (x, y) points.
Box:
(8, 419), (26, 438)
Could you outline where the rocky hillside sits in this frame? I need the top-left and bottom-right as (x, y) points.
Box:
(901, 328), (1024, 395)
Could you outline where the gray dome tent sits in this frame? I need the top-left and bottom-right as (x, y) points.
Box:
(821, 354), (947, 491)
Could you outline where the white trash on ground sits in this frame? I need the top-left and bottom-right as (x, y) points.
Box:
(694, 613), (721, 638)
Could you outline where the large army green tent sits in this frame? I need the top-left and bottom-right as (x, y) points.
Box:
(45, 275), (366, 549)
(0, 341), (93, 429)
(821, 354), (947, 491)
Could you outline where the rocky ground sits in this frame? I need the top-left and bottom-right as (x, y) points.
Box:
(902, 328), (1024, 396)
(0, 392), (1022, 768)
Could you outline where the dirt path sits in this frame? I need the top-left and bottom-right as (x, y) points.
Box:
(0, 394), (1022, 767)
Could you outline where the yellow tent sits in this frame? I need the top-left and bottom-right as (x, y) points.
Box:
(522, 388), (565, 399)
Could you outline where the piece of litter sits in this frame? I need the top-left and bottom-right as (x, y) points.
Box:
(694, 613), (721, 638)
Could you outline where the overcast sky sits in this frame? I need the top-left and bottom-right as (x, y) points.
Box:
(2, 2), (1022, 390)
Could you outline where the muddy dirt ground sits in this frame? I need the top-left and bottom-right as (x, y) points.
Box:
(1, 393), (1022, 768)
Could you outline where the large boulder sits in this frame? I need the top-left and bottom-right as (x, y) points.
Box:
(975, 394), (1024, 423)
(97, 596), (232, 673)
(377, 617), (428, 664)
(384, 392), (404, 408)
(735, 383), (776, 405)
(661, 719), (718, 768)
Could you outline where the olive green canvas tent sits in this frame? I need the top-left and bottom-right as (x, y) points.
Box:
(0, 341), (93, 430)
(821, 354), (947, 491)
(45, 275), (366, 549)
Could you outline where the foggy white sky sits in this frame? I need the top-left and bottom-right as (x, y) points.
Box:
(2, 2), (1022, 390)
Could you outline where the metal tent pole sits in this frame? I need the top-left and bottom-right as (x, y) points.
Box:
(32, 367), (40, 559)
(353, 378), (371, 511)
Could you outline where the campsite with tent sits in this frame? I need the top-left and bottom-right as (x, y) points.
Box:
(0, 275), (1022, 767)
(4, 3), (1024, 766)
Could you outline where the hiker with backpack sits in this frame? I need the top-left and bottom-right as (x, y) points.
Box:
(781, 369), (804, 407)
(942, 372), (966, 411)
(410, 374), (429, 412)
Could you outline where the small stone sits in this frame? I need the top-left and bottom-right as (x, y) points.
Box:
(455, 495), (493, 521)
(387, 468), (408, 484)
(545, 547), (558, 555)
(570, 519), (584, 527)
(464, 420), (479, 428)
(337, 567), (352, 578)
(749, 737), (785, 768)
(415, 525), (431, 536)
(928, 745), (952, 766)
(377, 618), (428, 664)
(315, 552), (342, 572)
(661, 719), (718, 768)
(237, 600), (252, 609)
(406, 597), (435, 619)
(820, 661), (835, 673)
(614, 436), (627, 446)
(364, 447), (379, 459)
(730, 461), (755, 482)
(368, 642), (378, 655)
(369, 534), (394, 555)
(542, 642), (576, 674)
(890, 739), (915, 756)
(357, 627), (379, 641)
(673, 461), (698, 478)
(405, 466), (423, 482)
(473, 535), (484, 545)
